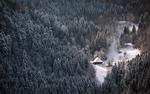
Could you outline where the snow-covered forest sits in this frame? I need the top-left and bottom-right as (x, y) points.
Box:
(0, 0), (150, 94)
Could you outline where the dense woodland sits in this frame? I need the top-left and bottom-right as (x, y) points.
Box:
(0, 0), (150, 94)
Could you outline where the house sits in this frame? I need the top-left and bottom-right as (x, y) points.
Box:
(90, 57), (103, 64)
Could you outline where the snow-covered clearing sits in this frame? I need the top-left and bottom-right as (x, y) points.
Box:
(93, 65), (108, 85)
(110, 46), (141, 65)
(92, 21), (140, 85)
(93, 44), (140, 85)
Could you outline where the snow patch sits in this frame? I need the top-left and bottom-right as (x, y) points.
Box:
(92, 21), (140, 85)
(107, 21), (140, 65)
(93, 65), (108, 85)
(111, 47), (140, 65)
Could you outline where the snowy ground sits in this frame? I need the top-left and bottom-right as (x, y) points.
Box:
(92, 21), (140, 85)
(110, 46), (141, 65)
(93, 65), (108, 85)
(93, 45), (140, 85)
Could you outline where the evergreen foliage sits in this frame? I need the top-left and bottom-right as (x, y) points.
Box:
(0, 0), (150, 94)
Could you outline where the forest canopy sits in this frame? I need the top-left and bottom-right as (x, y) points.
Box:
(0, 0), (150, 94)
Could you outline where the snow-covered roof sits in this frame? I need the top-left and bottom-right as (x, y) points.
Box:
(124, 43), (133, 46)
(124, 43), (134, 48)
(90, 57), (103, 64)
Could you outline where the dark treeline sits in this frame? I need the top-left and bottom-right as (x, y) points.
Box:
(0, 0), (150, 94)
(100, 53), (150, 94)
(0, 0), (98, 94)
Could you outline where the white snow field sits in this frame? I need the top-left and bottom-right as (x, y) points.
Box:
(92, 21), (140, 85)
(93, 65), (108, 85)
(93, 44), (140, 85)
(110, 45), (141, 65)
